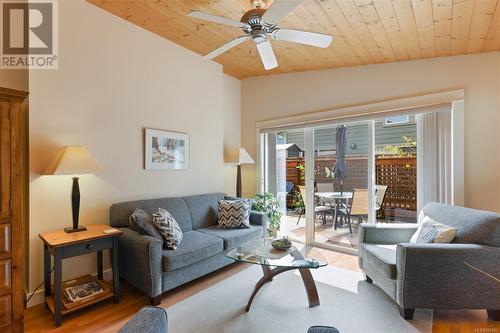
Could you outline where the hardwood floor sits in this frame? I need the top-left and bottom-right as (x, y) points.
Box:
(24, 249), (499, 333)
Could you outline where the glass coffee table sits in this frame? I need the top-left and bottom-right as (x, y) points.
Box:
(227, 238), (328, 311)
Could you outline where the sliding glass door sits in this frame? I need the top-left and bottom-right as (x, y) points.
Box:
(259, 104), (453, 253)
(312, 122), (372, 251)
(374, 115), (418, 223)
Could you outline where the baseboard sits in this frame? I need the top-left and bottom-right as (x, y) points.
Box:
(25, 269), (113, 308)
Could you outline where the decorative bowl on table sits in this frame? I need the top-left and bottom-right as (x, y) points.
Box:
(271, 237), (292, 251)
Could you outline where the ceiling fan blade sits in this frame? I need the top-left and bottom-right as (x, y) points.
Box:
(256, 39), (278, 70)
(262, 0), (303, 25)
(272, 28), (333, 48)
(188, 10), (248, 29)
(204, 36), (249, 59)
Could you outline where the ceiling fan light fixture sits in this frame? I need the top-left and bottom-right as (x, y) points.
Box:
(256, 39), (278, 70)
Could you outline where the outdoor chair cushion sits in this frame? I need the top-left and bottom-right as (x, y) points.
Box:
(162, 231), (223, 272)
(360, 244), (397, 279)
(197, 225), (264, 250)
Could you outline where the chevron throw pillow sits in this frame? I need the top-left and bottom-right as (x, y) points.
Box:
(152, 208), (183, 250)
(217, 199), (251, 229)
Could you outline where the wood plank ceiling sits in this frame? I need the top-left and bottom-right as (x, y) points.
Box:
(87, 0), (500, 79)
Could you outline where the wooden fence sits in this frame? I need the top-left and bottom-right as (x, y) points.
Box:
(286, 155), (417, 211)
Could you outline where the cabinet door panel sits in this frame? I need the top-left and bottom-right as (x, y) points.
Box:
(0, 294), (11, 326)
(0, 259), (11, 296)
(0, 101), (10, 220)
(0, 224), (10, 260)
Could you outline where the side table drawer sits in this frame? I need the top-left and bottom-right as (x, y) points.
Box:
(62, 238), (113, 258)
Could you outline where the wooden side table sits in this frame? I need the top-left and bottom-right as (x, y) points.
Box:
(39, 224), (122, 327)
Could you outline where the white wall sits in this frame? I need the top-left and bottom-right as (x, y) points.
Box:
(223, 75), (242, 196)
(0, 70), (28, 91)
(28, 1), (235, 305)
(242, 52), (500, 213)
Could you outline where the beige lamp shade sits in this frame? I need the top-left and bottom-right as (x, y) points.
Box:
(44, 146), (102, 175)
(224, 148), (255, 165)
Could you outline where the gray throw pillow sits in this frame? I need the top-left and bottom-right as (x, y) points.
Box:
(152, 208), (183, 250)
(129, 208), (163, 242)
(217, 199), (251, 229)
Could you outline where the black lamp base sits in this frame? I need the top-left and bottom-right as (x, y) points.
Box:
(64, 225), (87, 233)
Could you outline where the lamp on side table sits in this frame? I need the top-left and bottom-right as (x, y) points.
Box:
(44, 146), (101, 233)
(225, 147), (254, 197)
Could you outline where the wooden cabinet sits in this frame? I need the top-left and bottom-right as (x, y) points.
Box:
(0, 87), (28, 332)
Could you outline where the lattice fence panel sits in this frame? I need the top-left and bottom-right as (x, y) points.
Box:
(376, 157), (417, 211)
(285, 156), (417, 211)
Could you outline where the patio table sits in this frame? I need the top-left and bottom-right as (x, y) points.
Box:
(315, 192), (353, 230)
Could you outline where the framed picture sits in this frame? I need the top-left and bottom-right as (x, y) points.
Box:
(145, 128), (189, 170)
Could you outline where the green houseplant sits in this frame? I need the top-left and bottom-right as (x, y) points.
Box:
(252, 192), (282, 236)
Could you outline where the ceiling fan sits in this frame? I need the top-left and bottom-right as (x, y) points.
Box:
(188, 0), (333, 70)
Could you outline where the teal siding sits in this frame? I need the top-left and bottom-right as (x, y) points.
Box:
(280, 119), (416, 156)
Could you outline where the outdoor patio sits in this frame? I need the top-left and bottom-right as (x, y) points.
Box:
(278, 213), (361, 249)
(278, 207), (417, 250)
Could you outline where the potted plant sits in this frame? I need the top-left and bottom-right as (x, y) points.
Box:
(252, 192), (282, 237)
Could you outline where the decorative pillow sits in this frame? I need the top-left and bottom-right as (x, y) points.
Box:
(410, 216), (457, 243)
(152, 208), (183, 250)
(217, 199), (251, 229)
(129, 208), (163, 242)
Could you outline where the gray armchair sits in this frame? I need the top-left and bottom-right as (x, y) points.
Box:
(358, 202), (500, 320)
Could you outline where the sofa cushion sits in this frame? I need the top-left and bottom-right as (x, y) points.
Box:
(111, 197), (193, 232)
(217, 199), (251, 229)
(410, 216), (457, 244)
(129, 208), (163, 243)
(153, 208), (183, 250)
(182, 193), (225, 229)
(197, 225), (263, 250)
(421, 203), (500, 246)
(361, 244), (397, 279)
(162, 231), (223, 272)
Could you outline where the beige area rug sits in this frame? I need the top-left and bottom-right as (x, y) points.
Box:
(165, 264), (432, 333)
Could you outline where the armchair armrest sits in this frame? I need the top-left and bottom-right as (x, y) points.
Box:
(359, 223), (418, 245)
(250, 210), (268, 233)
(396, 243), (500, 309)
(118, 228), (163, 297)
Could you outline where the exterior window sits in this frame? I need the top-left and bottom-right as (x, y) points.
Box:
(385, 115), (409, 125)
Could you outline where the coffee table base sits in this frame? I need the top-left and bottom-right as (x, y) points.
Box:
(246, 265), (320, 312)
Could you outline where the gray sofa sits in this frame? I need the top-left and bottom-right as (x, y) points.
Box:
(110, 193), (267, 305)
(358, 202), (500, 320)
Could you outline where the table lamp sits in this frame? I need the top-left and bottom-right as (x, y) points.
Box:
(44, 146), (102, 233)
(225, 148), (255, 197)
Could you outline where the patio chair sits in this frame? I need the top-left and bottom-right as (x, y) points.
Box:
(285, 181), (295, 214)
(337, 188), (369, 233)
(315, 182), (335, 208)
(375, 185), (388, 221)
(296, 186), (333, 225)
(316, 182), (334, 193)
